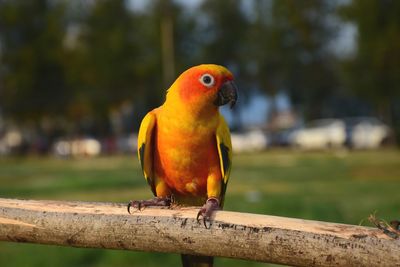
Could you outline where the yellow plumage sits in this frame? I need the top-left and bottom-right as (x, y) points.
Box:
(132, 64), (238, 267)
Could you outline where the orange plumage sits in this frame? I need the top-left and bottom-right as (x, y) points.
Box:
(132, 64), (238, 267)
(137, 64), (235, 204)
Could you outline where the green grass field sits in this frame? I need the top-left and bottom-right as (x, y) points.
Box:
(0, 150), (399, 266)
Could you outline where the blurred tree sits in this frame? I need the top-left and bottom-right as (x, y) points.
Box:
(69, 0), (197, 133)
(159, 0), (175, 88)
(148, 0), (198, 90)
(65, 0), (143, 132)
(199, 0), (249, 76)
(199, 0), (339, 122)
(162, 1), (198, 79)
(198, 0), (250, 129)
(0, 0), (68, 119)
(339, 0), (400, 135)
(3, 0), (397, 144)
(267, 0), (338, 119)
(244, 0), (283, 126)
(0, 0), (199, 135)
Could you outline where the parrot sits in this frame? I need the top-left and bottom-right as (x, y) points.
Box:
(128, 64), (238, 267)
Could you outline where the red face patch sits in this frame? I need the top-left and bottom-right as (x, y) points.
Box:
(176, 65), (233, 104)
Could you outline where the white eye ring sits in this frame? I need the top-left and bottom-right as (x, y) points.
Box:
(199, 73), (215, 88)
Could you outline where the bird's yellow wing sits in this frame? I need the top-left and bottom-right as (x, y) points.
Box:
(216, 115), (232, 206)
(137, 111), (157, 196)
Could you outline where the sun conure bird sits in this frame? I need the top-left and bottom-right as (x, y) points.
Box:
(128, 64), (238, 267)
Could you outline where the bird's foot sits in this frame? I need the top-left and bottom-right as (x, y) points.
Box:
(196, 197), (220, 229)
(127, 196), (172, 213)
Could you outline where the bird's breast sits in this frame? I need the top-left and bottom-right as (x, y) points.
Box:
(154, 113), (220, 196)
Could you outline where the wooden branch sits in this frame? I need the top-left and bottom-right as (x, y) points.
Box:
(0, 198), (399, 267)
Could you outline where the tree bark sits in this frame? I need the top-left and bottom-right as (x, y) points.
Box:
(0, 198), (399, 267)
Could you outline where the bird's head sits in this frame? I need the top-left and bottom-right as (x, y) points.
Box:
(167, 64), (238, 112)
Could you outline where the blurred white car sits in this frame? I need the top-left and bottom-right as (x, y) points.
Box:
(346, 117), (390, 149)
(53, 137), (101, 157)
(0, 129), (23, 155)
(231, 130), (269, 153)
(289, 119), (346, 149)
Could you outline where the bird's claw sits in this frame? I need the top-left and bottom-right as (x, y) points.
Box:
(196, 197), (220, 229)
(127, 200), (141, 213)
(127, 197), (172, 214)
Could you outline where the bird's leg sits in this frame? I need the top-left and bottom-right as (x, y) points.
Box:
(196, 197), (220, 228)
(127, 196), (172, 213)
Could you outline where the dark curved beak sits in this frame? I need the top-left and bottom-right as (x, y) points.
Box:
(214, 80), (238, 109)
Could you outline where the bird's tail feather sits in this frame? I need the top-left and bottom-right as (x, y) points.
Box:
(181, 254), (213, 267)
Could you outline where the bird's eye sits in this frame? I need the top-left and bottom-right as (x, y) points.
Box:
(199, 73), (215, 88)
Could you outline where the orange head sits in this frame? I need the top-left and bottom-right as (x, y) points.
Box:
(166, 64), (238, 112)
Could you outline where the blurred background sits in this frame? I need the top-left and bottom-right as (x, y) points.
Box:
(0, 0), (399, 266)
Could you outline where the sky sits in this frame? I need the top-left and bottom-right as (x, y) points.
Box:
(128, 0), (203, 11)
(221, 91), (292, 127)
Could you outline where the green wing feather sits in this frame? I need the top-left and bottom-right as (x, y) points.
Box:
(216, 115), (232, 206)
(137, 112), (157, 196)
